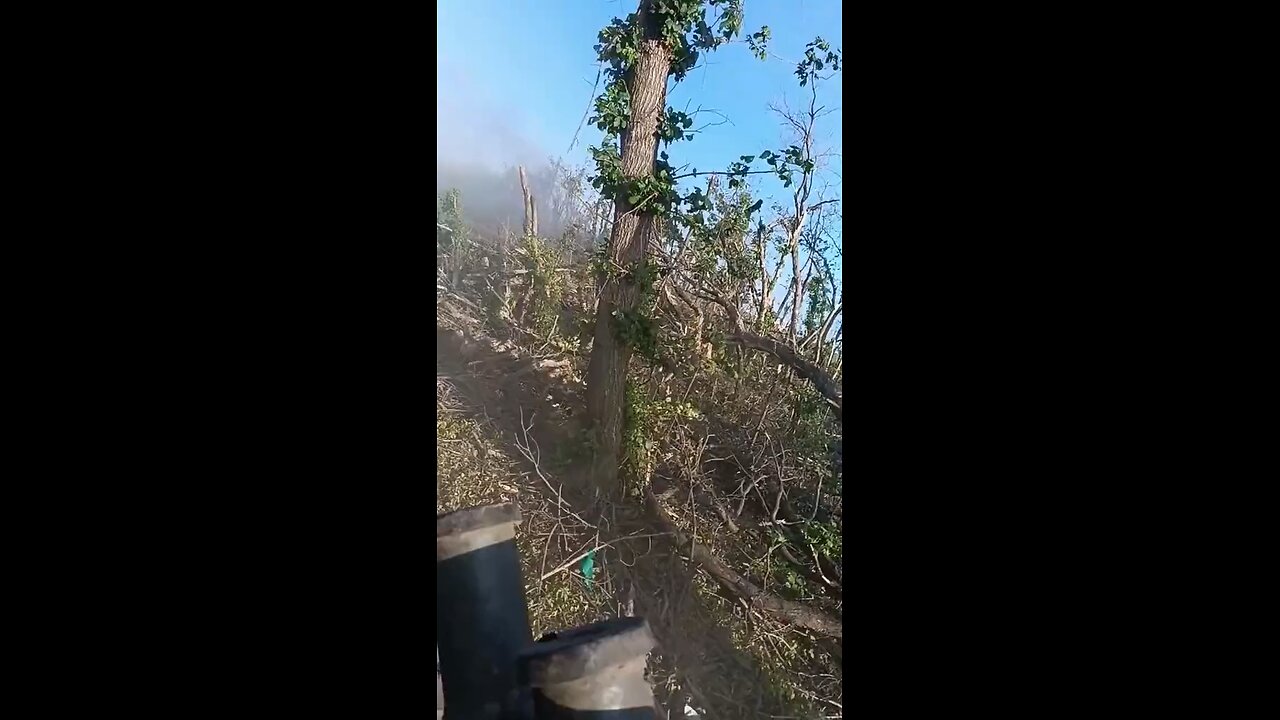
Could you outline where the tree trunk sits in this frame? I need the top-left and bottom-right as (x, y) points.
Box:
(518, 165), (537, 238)
(756, 224), (769, 331)
(788, 229), (802, 340)
(585, 1), (671, 490)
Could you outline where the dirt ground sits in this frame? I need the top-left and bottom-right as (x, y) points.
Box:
(436, 309), (842, 718)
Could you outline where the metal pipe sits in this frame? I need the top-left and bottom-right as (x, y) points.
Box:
(437, 502), (533, 719)
(519, 617), (658, 719)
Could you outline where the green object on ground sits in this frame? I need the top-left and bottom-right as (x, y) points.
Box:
(581, 550), (596, 586)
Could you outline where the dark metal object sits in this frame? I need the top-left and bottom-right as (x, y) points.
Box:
(437, 502), (533, 720)
(519, 617), (658, 719)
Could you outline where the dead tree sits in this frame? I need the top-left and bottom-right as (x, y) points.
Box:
(517, 165), (538, 238)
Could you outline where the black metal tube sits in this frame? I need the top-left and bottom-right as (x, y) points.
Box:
(437, 502), (533, 720)
(518, 617), (658, 719)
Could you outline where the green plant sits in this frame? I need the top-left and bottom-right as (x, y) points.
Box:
(622, 380), (700, 489)
(436, 188), (467, 251)
(801, 520), (841, 564)
(514, 234), (564, 338)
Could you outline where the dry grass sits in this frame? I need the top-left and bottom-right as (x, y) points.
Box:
(437, 297), (841, 719)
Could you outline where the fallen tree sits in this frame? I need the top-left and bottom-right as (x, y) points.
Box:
(726, 331), (842, 420)
(664, 278), (843, 422)
(645, 488), (843, 639)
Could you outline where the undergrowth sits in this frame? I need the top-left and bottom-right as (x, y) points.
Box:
(437, 174), (843, 717)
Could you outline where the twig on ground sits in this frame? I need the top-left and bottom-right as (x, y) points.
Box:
(538, 521), (561, 588)
(540, 532), (671, 581)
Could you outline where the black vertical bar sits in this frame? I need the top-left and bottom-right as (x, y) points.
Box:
(437, 502), (533, 720)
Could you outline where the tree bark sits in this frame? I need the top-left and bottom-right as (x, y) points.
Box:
(585, 1), (671, 489)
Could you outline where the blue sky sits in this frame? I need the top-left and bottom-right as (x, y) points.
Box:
(437, 0), (842, 209)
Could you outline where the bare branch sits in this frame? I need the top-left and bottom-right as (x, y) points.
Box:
(726, 331), (842, 420)
(646, 488), (843, 639)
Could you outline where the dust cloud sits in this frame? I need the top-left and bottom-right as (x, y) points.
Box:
(437, 62), (583, 240)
